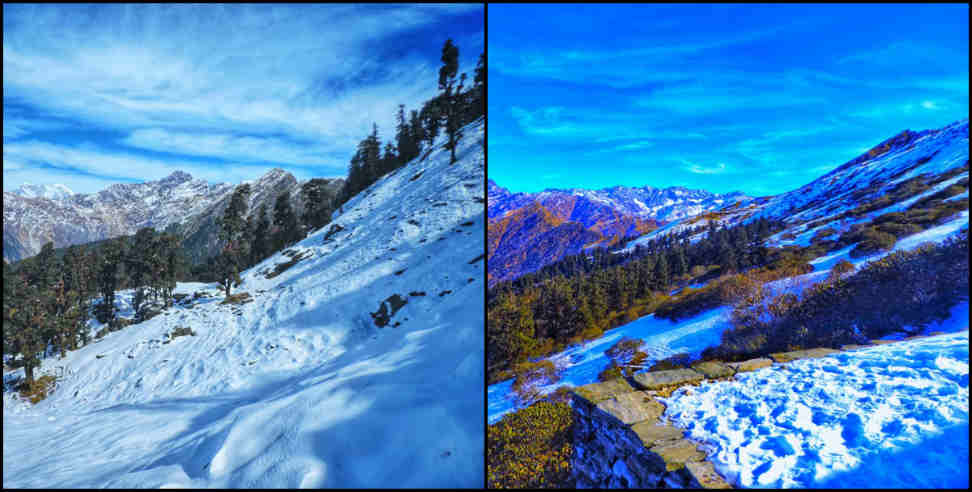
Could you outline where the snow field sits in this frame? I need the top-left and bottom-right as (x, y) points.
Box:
(662, 330), (969, 488)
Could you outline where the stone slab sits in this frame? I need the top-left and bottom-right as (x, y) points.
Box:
(633, 368), (704, 391)
(575, 377), (635, 404)
(769, 347), (839, 363)
(684, 461), (732, 489)
(692, 360), (735, 379)
(869, 339), (897, 345)
(727, 357), (773, 373)
(649, 439), (705, 471)
(631, 421), (684, 447)
(596, 391), (665, 425)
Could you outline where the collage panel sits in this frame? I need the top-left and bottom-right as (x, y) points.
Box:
(486, 3), (969, 490)
(3, 3), (485, 489)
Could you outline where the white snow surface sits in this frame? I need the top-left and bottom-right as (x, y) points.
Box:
(488, 307), (731, 424)
(662, 328), (969, 489)
(2, 119), (485, 488)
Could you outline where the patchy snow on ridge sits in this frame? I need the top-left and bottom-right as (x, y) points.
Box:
(488, 307), (731, 424)
(662, 328), (969, 489)
(2, 118), (485, 488)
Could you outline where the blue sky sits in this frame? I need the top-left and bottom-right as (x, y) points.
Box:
(489, 4), (969, 196)
(3, 4), (483, 193)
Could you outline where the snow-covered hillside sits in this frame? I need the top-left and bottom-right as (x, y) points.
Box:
(3, 118), (485, 488)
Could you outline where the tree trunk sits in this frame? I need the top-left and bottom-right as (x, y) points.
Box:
(24, 363), (35, 386)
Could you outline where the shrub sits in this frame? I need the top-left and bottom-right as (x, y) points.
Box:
(811, 227), (838, 242)
(597, 363), (624, 382)
(511, 360), (561, 408)
(654, 274), (760, 321)
(487, 401), (574, 489)
(709, 230), (968, 361)
(221, 292), (253, 305)
(648, 352), (692, 372)
(876, 222), (923, 238)
(849, 229), (896, 258)
(830, 259), (855, 278)
(18, 374), (57, 404)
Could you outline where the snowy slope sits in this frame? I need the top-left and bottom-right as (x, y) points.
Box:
(488, 307), (730, 423)
(663, 328), (969, 488)
(2, 118), (485, 488)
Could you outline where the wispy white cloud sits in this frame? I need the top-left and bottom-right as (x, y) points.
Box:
(683, 161), (728, 175)
(2, 4), (483, 190)
(121, 129), (346, 171)
(3, 139), (297, 193)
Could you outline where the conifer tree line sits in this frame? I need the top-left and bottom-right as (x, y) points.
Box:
(342, 39), (485, 201)
(4, 230), (185, 385)
(487, 217), (785, 382)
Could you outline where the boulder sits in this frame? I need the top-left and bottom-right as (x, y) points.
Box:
(727, 357), (773, 373)
(596, 391), (665, 425)
(869, 339), (897, 345)
(649, 439), (705, 471)
(633, 369), (704, 391)
(574, 378), (635, 404)
(768, 347), (839, 363)
(631, 421), (684, 447)
(691, 360), (735, 379)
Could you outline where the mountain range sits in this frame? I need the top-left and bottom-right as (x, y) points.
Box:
(3, 170), (344, 264)
(487, 181), (750, 285)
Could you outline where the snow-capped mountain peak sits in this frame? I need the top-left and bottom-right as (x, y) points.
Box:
(11, 183), (75, 201)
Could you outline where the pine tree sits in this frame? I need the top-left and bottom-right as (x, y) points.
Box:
(381, 142), (397, 176)
(272, 191), (302, 252)
(300, 179), (336, 233)
(216, 184), (251, 297)
(96, 239), (123, 324)
(409, 109), (425, 155)
(129, 227), (155, 318)
(251, 203), (272, 265)
(654, 252), (670, 288)
(472, 51), (485, 120)
(438, 39), (464, 164)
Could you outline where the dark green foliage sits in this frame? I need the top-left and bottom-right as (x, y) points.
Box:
(707, 230), (969, 361)
(849, 229), (896, 258)
(597, 363), (624, 382)
(250, 204), (272, 265)
(216, 184), (252, 297)
(438, 39), (465, 164)
(300, 179), (337, 233)
(271, 191), (303, 253)
(487, 401), (574, 489)
(487, 218), (786, 382)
